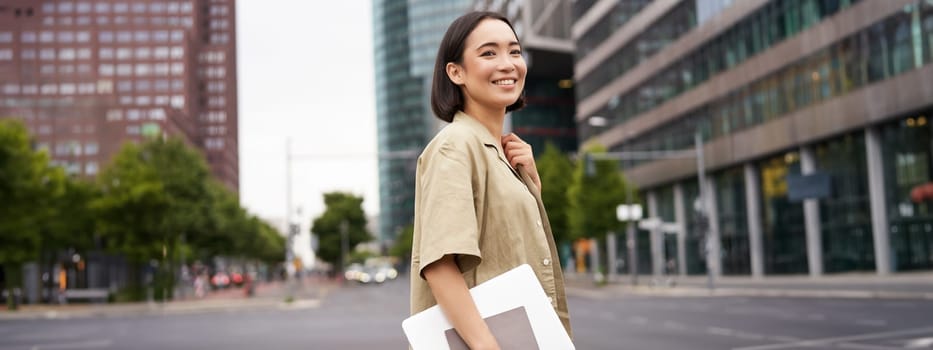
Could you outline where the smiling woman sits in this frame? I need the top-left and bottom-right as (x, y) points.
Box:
(410, 11), (572, 350)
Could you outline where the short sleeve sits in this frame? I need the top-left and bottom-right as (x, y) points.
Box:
(414, 142), (482, 279)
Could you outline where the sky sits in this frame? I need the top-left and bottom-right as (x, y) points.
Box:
(237, 1), (379, 234)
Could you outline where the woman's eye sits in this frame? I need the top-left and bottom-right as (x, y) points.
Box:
(481, 50), (495, 57)
(511, 49), (522, 55)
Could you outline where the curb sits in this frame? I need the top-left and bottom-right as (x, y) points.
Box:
(0, 297), (321, 321)
(566, 285), (933, 301)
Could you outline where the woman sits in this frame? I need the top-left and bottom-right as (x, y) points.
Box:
(409, 11), (571, 349)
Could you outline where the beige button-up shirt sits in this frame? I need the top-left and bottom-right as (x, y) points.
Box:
(409, 111), (572, 337)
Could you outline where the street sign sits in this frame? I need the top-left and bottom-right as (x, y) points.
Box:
(617, 204), (643, 221)
(787, 172), (831, 201)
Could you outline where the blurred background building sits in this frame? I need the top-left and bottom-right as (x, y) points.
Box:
(572, 0), (933, 278)
(372, 0), (471, 242)
(0, 0), (239, 191)
(467, 0), (933, 279)
(0, 0), (239, 303)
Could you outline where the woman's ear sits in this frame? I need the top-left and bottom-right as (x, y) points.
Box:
(446, 62), (465, 86)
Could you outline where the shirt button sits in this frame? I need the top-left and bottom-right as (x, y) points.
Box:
(547, 296), (553, 303)
(536, 220), (542, 227)
(542, 258), (551, 266)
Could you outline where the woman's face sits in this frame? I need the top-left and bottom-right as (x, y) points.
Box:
(450, 19), (526, 111)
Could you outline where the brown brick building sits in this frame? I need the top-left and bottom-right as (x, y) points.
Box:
(0, 0), (238, 191)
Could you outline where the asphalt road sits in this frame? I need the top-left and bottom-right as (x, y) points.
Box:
(1, 276), (932, 349)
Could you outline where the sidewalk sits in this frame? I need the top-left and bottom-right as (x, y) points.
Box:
(0, 278), (337, 321)
(563, 270), (933, 300)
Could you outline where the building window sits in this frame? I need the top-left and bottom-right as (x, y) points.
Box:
(78, 83), (95, 94)
(135, 80), (151, 91)
(96, 80), (113, 94)
(40, 31), (55, 43)
(116, 64), (131, 76)
(59, 48), (76, 60)
(95, 16), (109, 25)
(171, 79), (183, 90)
(21, 49), (36, 60)
(116, 47), (131, 60)
(153, 63), (170, 75)
(131, 3), (146, 13)
(76, 2), (91, 13)
(77, 64), (91, 74)
(170, 63), (184, 75)
(58, 65), (75, 74)
(99, 48), (113, 59)
(126, 125), (140, 135)
(85, 162), (98, 175)
(2, 84), (19, 94)
(106, 109), (122, 121)
(117, 80), (132, 92)
(170, 46), (183, 58)
(205, 138), (224, 149)
(95, 3), (110, 13)
(136, 95), (151, 106)
(76, 16), (91, 25)
(0, 32), (12, 43)
(154, 95), (169, 105)
(136, 63), (152, 75)
(58, 2), (74, 13)
(40, 65), (56, 74)
(134, 31), (150, 42)
(41, 84), (57, 94)
(171, 30), (184, 42)
(135, 47), (151, 59)
(21, 31), (37, 43)
(0, 49), (12, 60)
(98, 31), (113, 43)
(58, 31), (74, 43)
(126, 109), (141, 120)
(76, 48), (91, 59)
(153, 30), (169, 42)
(170, 95), (184, 108)
(154, 46), (170, 59)
(113, 3), (128, 13)
(154, 79), (169, 91)
(99, 64), (114, 75)
(75, 31), (90, 42)
(149, 108), (166, 120)
(116, 31), (132, 43)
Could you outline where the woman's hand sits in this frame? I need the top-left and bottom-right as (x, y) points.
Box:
(501, 133), (541, 190)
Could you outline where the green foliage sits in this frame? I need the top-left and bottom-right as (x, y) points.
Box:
(567, 144), (635, 240)
(537, 142), (575, 245)
(0, 119), (58, 269)
(310, 192), (372, 267)
(388, 224), (414, 260)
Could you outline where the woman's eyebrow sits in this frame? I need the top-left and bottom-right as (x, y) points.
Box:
(474, 41), (521, 51)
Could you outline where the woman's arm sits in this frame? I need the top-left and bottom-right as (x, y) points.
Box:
(423, 255), (500, 350)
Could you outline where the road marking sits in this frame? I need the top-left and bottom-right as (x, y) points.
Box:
(732, 326), (933, 350)
(835, 342), (907, 350)
(23, 339), (113, 350)
(707, 327), (735, 336)
(855, 319), (888, 327)
(906, 337), (933, 348)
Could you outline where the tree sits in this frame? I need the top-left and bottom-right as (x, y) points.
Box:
(536, 142), (575, 246)
(566, 143), (632, 241)
(93, 137), (212, 300)
(0, 119), (60, 309)
(388, 224), (413, 265)
(310, 192), (372, 271)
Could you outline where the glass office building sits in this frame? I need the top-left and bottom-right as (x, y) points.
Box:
(372, 0), (470, 242)
(576, 0), (933, 277)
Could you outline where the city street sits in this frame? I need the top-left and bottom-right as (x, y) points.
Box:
(2, 276), (933, 349)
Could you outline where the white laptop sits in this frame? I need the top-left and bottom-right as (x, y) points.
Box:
(402, 264), (575, 350)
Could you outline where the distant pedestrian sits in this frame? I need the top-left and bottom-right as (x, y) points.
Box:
(409, 11), (571, 350)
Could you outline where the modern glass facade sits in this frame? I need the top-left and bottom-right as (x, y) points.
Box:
(576, 0), (933, 277)
(759, 152), (807, 274)
(881, 109), (933, 271)
(373, 0), (470, 241)
(715, 167), (750, 275)
(814, 133), (874, 273)
(617, 1), (931, 157)
(512, 76), (578, 154)
(575, 0), (653, 58)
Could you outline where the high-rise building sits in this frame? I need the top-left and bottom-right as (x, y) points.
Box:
(0, 0), (239, 191)
(473, 0), (579, 154)
(575, 0), (933, 278)
(372, 0), (471, 242)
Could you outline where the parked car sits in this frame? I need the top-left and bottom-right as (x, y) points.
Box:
(210, 272), (230, 289)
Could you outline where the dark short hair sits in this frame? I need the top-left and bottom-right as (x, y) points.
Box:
(431, 11), (525, 123)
